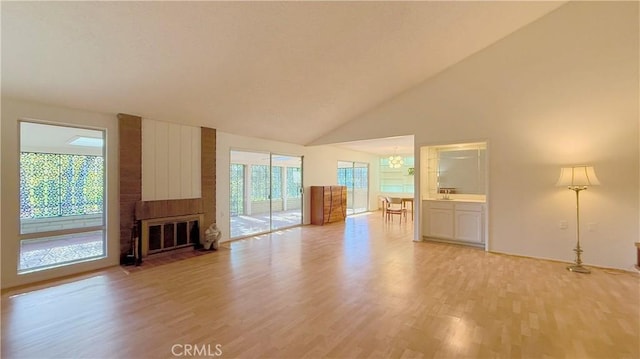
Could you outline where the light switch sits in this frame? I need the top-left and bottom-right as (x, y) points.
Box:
(559, 220), (568, 230)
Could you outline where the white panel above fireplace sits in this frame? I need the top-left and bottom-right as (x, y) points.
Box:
(142, 118), (201, 200)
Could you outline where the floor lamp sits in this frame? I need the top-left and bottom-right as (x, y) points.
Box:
(556, 165), (600, 274)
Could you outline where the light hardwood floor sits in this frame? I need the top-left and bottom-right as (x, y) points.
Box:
(2, 213), (638, 358)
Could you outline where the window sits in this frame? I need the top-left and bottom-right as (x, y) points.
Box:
(230, 164), (245, 216)
(379, 156), (414, 193)
(271, 166), (282, 199)
(353, 166), (368, 190)
(251, 165), (270, 201)
(19, 122), (106, 273)
(338, 161), (369, 215)
(338, 164), (368, 190)
(20, 153), (104, 219)
(337, 167), (353, 188)
(286, 167), (301, 198)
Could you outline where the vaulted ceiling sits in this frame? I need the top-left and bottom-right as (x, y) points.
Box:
(2, 1), (565, 145)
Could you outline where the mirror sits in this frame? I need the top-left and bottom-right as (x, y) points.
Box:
(437, 146), (486, 195)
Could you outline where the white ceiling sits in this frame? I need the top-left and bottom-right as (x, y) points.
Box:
(2, 1), (565, 146)
(20, 122), (104, 156)
(332, 135), (414, 156)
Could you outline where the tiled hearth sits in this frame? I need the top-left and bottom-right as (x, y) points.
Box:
(121, 244), (228, 272)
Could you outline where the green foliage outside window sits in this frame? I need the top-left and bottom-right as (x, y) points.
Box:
(338, 167), (367, 189)
(230, 163), (245, 216)
(271, 166), (282, 199)
(20, 152), (104, 219)
(286, 167), (301, 198)
(251, 165), (270, 201)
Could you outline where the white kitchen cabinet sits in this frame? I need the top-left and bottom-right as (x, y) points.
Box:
(423, 200), (485, 246)
(455, 210), (483, 243)
(424, 200), (454, 239)
(429, 208), (454, 239)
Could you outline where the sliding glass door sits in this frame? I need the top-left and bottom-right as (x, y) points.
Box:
(352, 162), (369, 214)
(271, 155), (303, 231)
(337, 161), (369, 215)
(230, 150), (303, 238)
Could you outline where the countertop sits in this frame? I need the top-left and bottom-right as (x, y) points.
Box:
(423, 198), (486, 203)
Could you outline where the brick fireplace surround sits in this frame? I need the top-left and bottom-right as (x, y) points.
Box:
(118, 114), (216, 262)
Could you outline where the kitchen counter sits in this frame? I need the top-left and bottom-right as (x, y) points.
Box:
(423, 198), (486, 203)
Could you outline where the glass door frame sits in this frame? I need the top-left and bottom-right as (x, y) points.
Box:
(270, 153), (304, 232)
(337, 160), (369, 216)
(229, 149), (304, 239)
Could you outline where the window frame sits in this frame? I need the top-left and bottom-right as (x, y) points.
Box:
(17, 120), (107, 273)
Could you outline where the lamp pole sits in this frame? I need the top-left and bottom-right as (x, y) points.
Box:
(567, 186), (590, 273)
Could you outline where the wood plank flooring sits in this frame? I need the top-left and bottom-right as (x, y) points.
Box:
(2, 213), (638, 358)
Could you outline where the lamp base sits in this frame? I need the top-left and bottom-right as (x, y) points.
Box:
(567, 264), (591, 274)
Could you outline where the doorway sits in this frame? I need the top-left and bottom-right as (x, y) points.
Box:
(337, 161), (369, 215)
(230, 150), (303, 238)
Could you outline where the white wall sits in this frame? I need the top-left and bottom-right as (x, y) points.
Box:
(216, 131), (380, 242)
(1, 98), (119, 288)
(311, 2), (639, 270)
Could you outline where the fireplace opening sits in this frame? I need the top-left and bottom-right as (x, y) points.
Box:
(141, 214), (203, 256)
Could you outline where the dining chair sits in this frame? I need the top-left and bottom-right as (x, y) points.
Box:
(385, 197), (407, 223)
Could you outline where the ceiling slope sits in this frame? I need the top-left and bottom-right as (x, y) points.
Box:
(2, 1), (564, 144)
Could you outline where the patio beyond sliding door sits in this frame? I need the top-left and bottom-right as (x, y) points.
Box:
(337, 161), (369, 215)
(230, 150), (303, 238)
(271, 155), (302, 231)
(352, 162), (369, 214)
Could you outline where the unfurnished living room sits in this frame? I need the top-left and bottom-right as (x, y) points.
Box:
(1, 1), (639, 358)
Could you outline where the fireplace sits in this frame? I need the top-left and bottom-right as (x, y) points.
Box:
(140, 214), (203, 256)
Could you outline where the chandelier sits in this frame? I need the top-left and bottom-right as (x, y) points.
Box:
(388, 154), (404, 169)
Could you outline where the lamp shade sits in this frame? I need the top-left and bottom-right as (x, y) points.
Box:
(556, 165), (600, 187)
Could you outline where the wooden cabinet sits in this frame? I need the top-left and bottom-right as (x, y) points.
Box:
(423, 200), (485, 246)
(310, 186), (347, 225)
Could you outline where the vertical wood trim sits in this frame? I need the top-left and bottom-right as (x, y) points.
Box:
(192, 126), (201, 197)
(180, 126), (192, 198)
(167, 122), (181, 199)
(155, 121), (169, 199)
(201, 127), (216, 229)
(118, 113), (142, 257)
